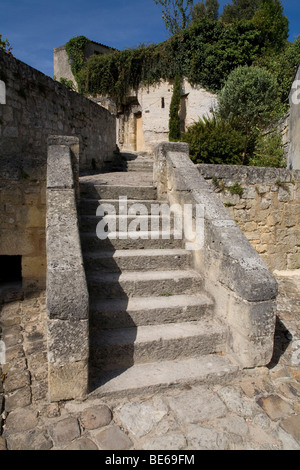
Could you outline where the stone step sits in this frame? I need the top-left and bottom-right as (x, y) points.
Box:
(125, 161), (153, 172)
(83, 248), (192, 273)
(125, 166), (153, 173)
(89, 354), (240, 399)
(90, 320), (227, 370)
(122, 153), (153, 161)
(80, 183), (157, 201)
(90, 294), (213, 329)
(80, 231), (185, 251)
(80, 214), (176, 233)
(87, 269), (203, 299)
(80, 198), (161, 215)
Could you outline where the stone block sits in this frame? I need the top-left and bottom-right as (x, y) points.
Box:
(48, 360), (88, 402)
(22, 255), (46, 279)
(287, 253), (300, 269)
(47, 319), (89, 364)
(204, 221), (278, 303)
(95, 426), (133, 450)
(80, 405), (112, 430)
(0, 229), (36, 255)
(47, 145), (73, 189)
(50, 417), (80, 447)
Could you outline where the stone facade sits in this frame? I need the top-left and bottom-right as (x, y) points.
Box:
(53, 41), (216, 154)
(154, 143), (278, 369)
(53, 40), (116, 88)
(118, 78), (215, 153)
(0, 50), (116, 294)
(197, 164), (300, 272)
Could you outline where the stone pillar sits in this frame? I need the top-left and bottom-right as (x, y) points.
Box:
(46, 136), (89, 402)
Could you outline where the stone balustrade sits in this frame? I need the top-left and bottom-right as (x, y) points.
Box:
(154, 142), (278, 368)
(46, 136), (89, 401)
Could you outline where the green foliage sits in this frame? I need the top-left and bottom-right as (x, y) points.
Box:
(181, 115), (245, 164)
(59, 77), (75, 90)
(153, 0), (194, 35)
(252, 0), (289, 53)
(226, 182), (243, 196)
(221, 0), (260, 23)
(192, 1), (206, 21)
(248, 129), (286, 167)
(217, 65), (281, 162)
(65, 35), (90, 87)
(182, 65), (286, 168)
(169, 75), (182, 141)
(254, 37), (300, 109)
(0, 34), (12, 53)
(78, 17), (272, 102)
(192, 0), (219, 21)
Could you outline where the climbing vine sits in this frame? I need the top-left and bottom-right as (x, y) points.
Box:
(68, 12), (299, 112)
(74, 18), (268, 104)
(65, 35), (90, 87)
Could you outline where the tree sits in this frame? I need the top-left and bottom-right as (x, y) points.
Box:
(205, 0), (219, 20)
(169, 75), (182, 141)
(192, 0), (219, 22)
(252, 0), (289, 52)
(0, 34), (12, 53)
(154, 0), (194, 35)
(217, 65), (281, 163)
(221, 0), (260, 23)
(181, 115), (245, 164)
(192, 1), (206, 21)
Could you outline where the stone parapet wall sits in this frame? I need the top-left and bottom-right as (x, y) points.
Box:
(46, 137), (89, 402)
(154, 143), (278, 369)
(197, 164), (300, 272)
(0, 50), (116, 172)
(0, 50), (116, 294)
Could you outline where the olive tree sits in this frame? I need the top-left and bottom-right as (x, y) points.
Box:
(217, 65), (281, 162)
(154, 0), (194, 35)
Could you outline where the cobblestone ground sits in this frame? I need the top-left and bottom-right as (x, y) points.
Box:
(0, 271), (300, 451)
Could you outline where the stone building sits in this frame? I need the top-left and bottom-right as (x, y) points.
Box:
(117, 78), (216, 153)
(53, 39), (216, 153)
(53, 39), (116, 88)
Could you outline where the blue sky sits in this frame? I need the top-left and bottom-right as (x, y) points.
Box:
(0, 0), (299, 78)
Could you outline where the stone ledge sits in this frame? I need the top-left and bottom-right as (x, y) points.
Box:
(197, 163), (300, 184)
(154, 142), (278, 368)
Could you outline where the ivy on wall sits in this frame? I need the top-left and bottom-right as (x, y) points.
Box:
(65, 36), (90, 87)
(73, 18), (267, 104)
(66, 17), (300, 113)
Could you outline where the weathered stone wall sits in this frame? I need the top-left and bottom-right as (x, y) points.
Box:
(0, 50), (116, 293)
(53, 46), (76, 85)
(197, 164), (300, 272)
(118, 78), (215, 153)
(53, 42), (115, 88)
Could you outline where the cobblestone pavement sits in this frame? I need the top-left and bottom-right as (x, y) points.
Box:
(0, 271), (300, 451)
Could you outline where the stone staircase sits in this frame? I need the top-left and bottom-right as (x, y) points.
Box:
(79, 154), (239, 398)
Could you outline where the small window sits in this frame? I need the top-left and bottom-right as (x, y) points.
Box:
(0, 256), (22, 283)
(161, 97), (165, 109)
